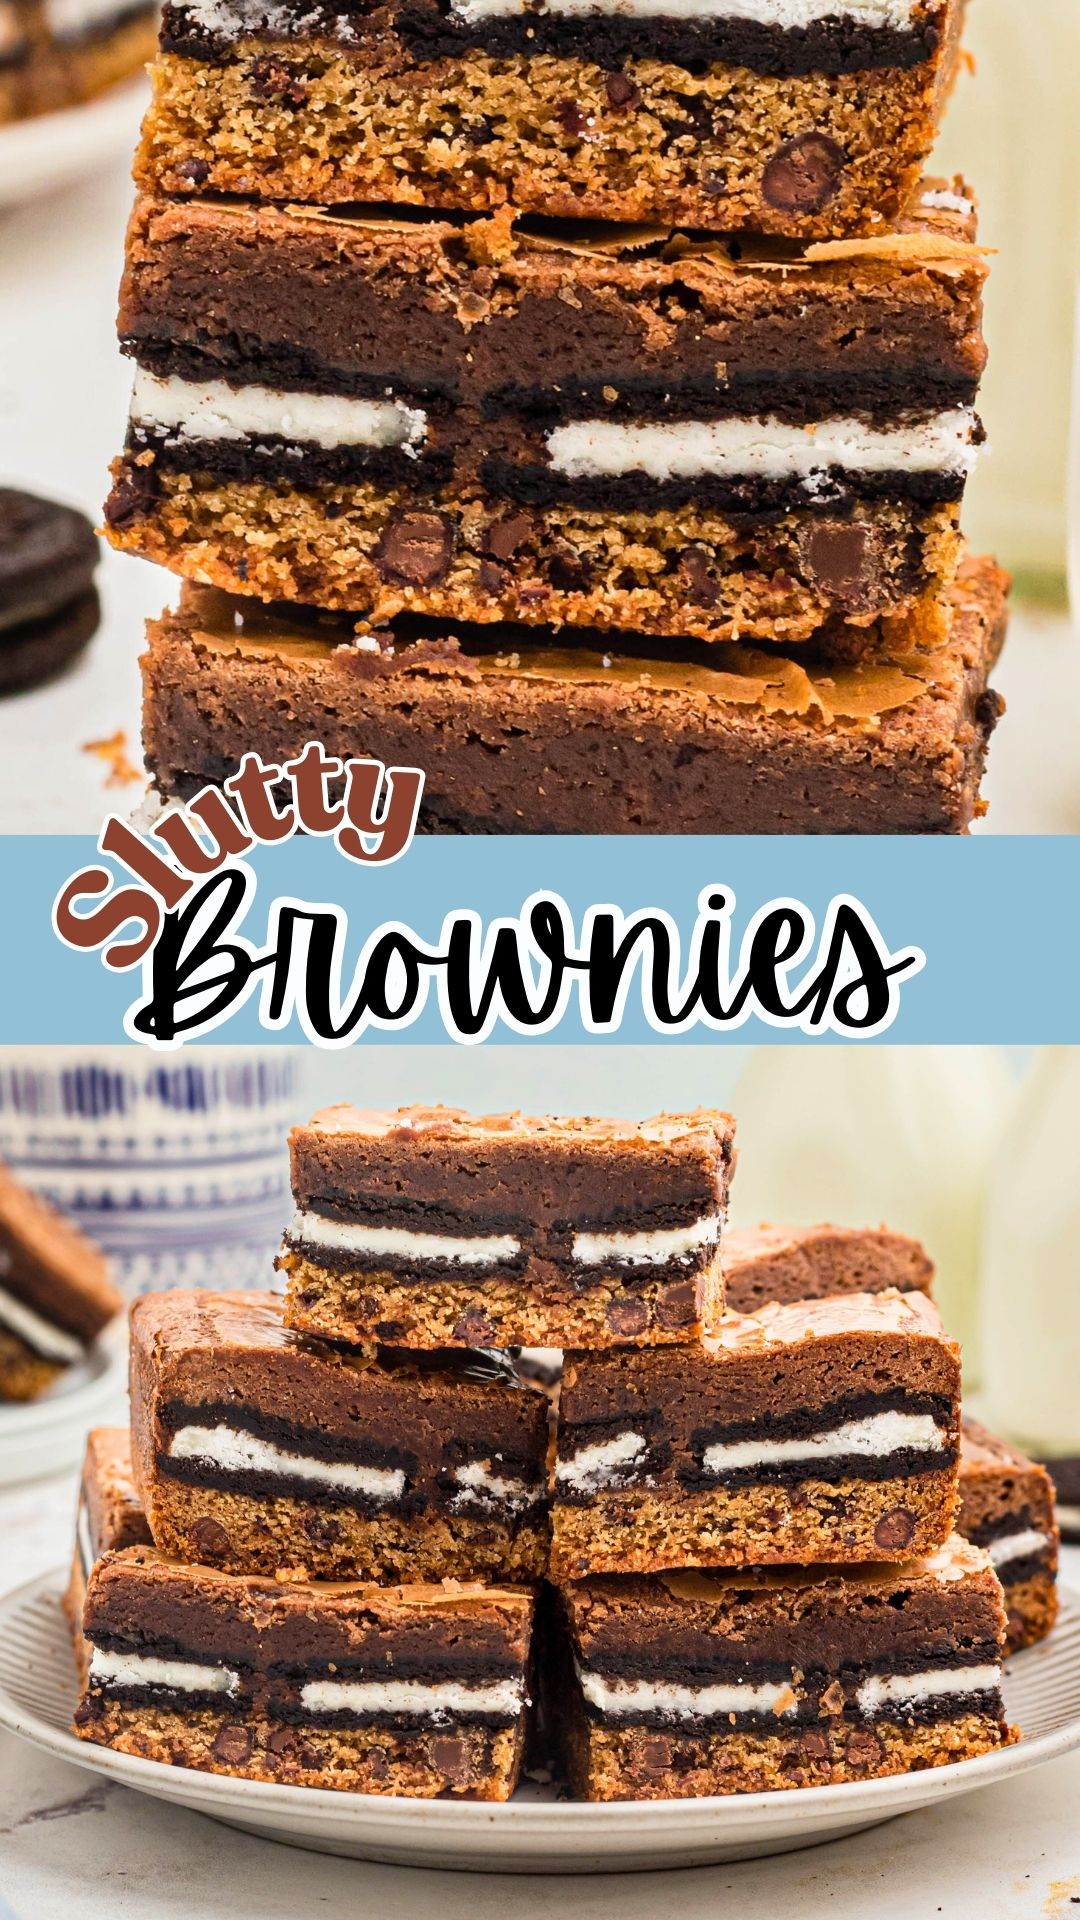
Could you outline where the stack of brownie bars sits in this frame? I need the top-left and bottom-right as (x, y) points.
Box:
(102, 0), (1008, 832)
(68, 1105), (1059, 1801)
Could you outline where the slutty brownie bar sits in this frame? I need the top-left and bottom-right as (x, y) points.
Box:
(63, 1428), (152, 1684)
(551, 1289), (961, 1576)
(108, 190), (986, 650)
(281, 1105), (734, 1350)
(958, 1420), (1059, 1654)
(129, 1288), (551, 1580)
(75, 1547), (534, 1799)
(141, 556), (1008, 835)
(723, 1223), (934, 1315)
(551, 1539), (1015, 1800)
(0, 1163), (121, 1402)
(137, 1), (965, 234)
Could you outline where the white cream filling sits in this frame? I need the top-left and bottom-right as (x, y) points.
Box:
(89, 1647), (239, 1695)
(130, 369), (427, 456)
(167, 1423), (407, 1502)
(702, 1409), (948, 1477)
(555, 1430), (648, 1493)
(545, 409), (979, 486)
(452, 1460), (534, 1510)
(0, 1283), (84, 1364)
(855, 1665), (1001, 1714)
(300, 1676), (526, 1717)
(573, 1213), (718, 1267)
(920, 187), (975, 217)
(987, 1528), (1053, 1572)
(578, 1668), (798, 1719)
(288, 1208), (520, 1266)
(452, 0), (915, 26)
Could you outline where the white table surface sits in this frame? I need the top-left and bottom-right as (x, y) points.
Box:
(1, 152), (1079, 835)
(1, 1459), (1079, 1919)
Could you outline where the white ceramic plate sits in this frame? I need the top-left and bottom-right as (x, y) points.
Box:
(2, 1571), (1080, 1873)
(0, 1328), (126, 1485)
(0, 78), (146, 210)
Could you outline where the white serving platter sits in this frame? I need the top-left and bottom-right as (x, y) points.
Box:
(1, 1571), (1079, 1873)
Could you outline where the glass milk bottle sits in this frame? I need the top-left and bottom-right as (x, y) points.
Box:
(731, 1047), (1014, 1378)
(932, 2), (1080, 597)
(979, 1049), (1080, 1455)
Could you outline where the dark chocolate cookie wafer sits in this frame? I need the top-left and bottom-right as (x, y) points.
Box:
(0, 489), (100, 692)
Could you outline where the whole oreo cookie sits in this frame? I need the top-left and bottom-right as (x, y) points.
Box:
(0, 487), (101, 692)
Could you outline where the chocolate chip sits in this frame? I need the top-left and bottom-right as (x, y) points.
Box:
(191, 1515), (231, 1559)
(453, 1306), (498, 1345)
(873, 1507), (916, 1552)
(548, 549), (593, 593)
(844, 1728), (884, 1770)
(367, 1746), (389, 1781)
(605, 72), (641, 111)
(375, 1319), (406, 1341)
(74, 1695), (104, 1726)
(249, 55), (307, 107)
(483, 511), (536, 562)
(212, 1724), (252, 1765)
(301, 1509), (342, 1547)
(175, 156), (210, 186)
(268, 1727), (298, 1756)
(801, 1728), (831, 1761)
(103, 466), (159, 530)
(640, 1735), (673, 1771)
(374, 510), (455, 587)
(478, 559), (505, 594)
(798, 521), (880, 611)
(679, 544), (720, 608)
(655, 1280), (696, 1330)
(556, 101), (589, 138)
(605, 1296), (649, 1337)
(762, 133), (845, 215)
(430, 1734), (471, 1784)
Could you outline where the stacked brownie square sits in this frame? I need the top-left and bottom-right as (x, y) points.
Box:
(71, 1106), (1035, 1802)
(103, 0), (1006, 832)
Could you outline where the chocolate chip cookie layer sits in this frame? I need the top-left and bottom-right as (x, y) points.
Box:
(279, 1104), (735, 1350)
(136, 0), (965, 235)
(75, 1547), (535, 1799)
(107, 188), (986, 649)
(551, 1288), (962, 1576)
(128, 1288), (551, 1581)
(550, 1538), (1015, 1799)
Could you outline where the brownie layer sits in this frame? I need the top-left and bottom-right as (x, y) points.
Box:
(721, 1223), (935, 1317)
(135, 4), (965, 236)
(552, 1289), (962, 1570)
(1035, 1456), (1080, 1545)
(64, 1428), (152, 1678)
(130, 1288), (551, 1576)
(141, 556), (1008, 835)
(119, 190), (986, 414)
